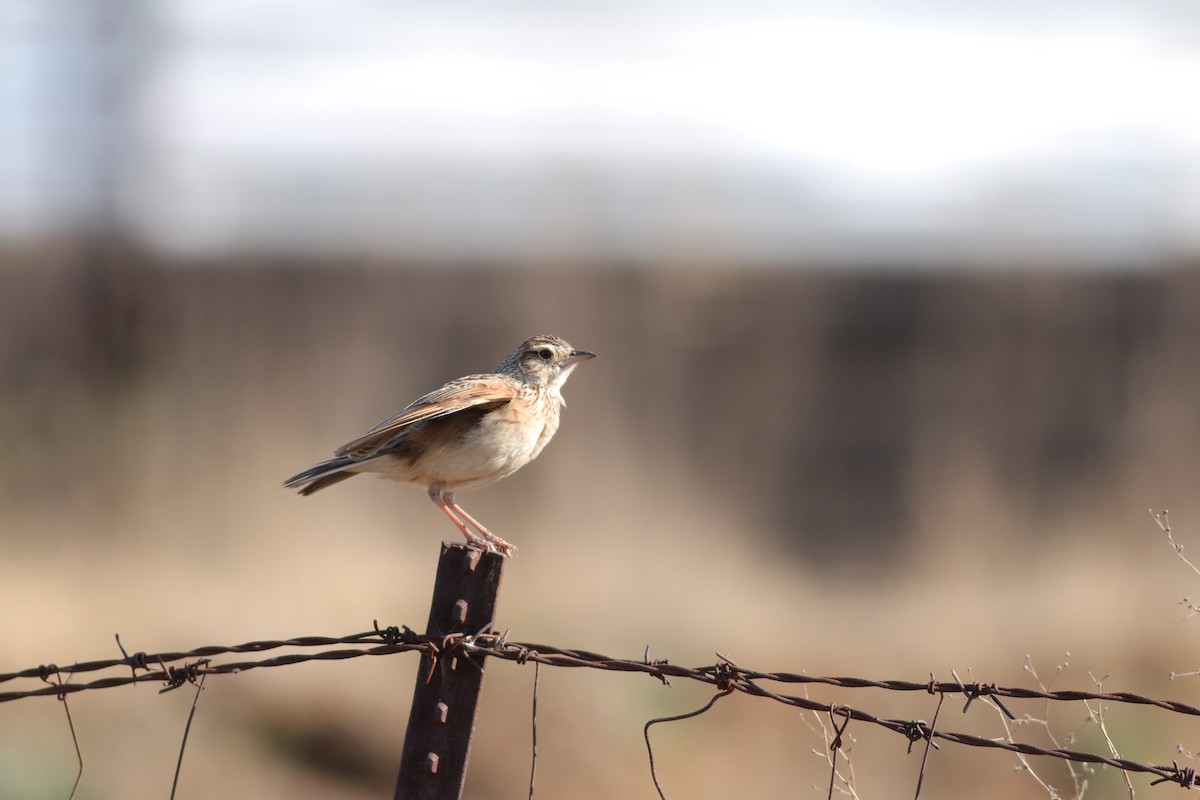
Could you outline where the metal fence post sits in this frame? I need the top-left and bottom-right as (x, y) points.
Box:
(394, 542), (505, 800)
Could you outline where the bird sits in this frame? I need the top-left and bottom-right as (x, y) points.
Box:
(283, 334), (596, 556)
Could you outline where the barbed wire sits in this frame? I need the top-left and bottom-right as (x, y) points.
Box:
(0, 627), (426, 699)
(3, 623), (1198, 791)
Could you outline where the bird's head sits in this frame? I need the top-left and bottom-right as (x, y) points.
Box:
(503, 334), (596, 391)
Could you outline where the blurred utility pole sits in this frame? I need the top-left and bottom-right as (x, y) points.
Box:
(2, 0), (145, 241)
(5, 0), (151, 378)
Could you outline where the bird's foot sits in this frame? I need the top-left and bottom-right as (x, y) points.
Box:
(456, 532), (515, 558)
(446, 499), (516, 556)
(487, 537), (516, 558)
(456, 529), (492, 551)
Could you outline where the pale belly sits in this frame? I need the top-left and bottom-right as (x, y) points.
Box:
(356, 409), (558, 494)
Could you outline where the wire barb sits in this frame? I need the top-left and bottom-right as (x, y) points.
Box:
(1151, 760), (1198, 789)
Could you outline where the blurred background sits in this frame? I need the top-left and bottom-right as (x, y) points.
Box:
(3, 0), (1200, 798)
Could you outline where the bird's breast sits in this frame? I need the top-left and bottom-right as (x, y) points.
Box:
(473, 393), (560, 468)
(394, 392), (560, 492)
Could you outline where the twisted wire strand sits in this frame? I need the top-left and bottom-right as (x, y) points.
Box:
(3, 627), (1197, 789)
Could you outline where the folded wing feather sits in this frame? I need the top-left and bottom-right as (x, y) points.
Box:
(333, 376), (517, 460)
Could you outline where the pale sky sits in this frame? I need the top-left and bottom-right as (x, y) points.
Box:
(4, 0), (1200, 266)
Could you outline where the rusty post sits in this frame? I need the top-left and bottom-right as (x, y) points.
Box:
(394, 542), (505, 800)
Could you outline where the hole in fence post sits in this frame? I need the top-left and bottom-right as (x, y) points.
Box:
(394, 542), (505, 800)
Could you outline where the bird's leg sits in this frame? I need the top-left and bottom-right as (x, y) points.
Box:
(445, 494), (516, 557)
(428, 489), (494, 552)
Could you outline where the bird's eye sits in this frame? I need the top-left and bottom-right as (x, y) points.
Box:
(537, 348), (553, 360)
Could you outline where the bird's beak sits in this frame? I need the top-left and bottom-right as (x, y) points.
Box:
(564, 349), (597, 366)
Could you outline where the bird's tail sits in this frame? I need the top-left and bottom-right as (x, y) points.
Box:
(283, 457), (359, 496)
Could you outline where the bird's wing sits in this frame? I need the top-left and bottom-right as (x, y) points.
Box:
(333, 375), (517, 460)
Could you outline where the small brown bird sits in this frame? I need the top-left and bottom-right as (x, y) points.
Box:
(284, 334), (595, 556)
